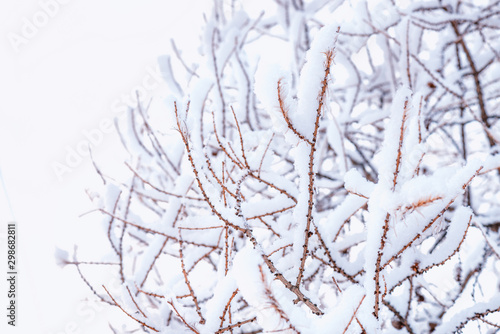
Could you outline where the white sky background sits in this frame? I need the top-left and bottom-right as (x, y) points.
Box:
(0, 1), (211, 333)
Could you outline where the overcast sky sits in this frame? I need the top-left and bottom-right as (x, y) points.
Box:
(0, 1), (211, 333)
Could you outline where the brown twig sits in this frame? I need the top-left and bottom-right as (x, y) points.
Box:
(215, 317), (257, 333)
(167, 300), (200, 333)
(343, 295), (366, 334)
(277, 79), (311, 145)
(296, 48), (335, 288)
(103, 285), (159, 332)
(178, 230), (206, 324)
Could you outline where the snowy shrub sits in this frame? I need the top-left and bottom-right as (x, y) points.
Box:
(68, 0), (500, 333)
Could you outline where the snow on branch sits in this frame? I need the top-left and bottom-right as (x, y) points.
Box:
(68, 1), (500, 333)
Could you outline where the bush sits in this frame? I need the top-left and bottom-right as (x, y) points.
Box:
(66, 1), (500, 332)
